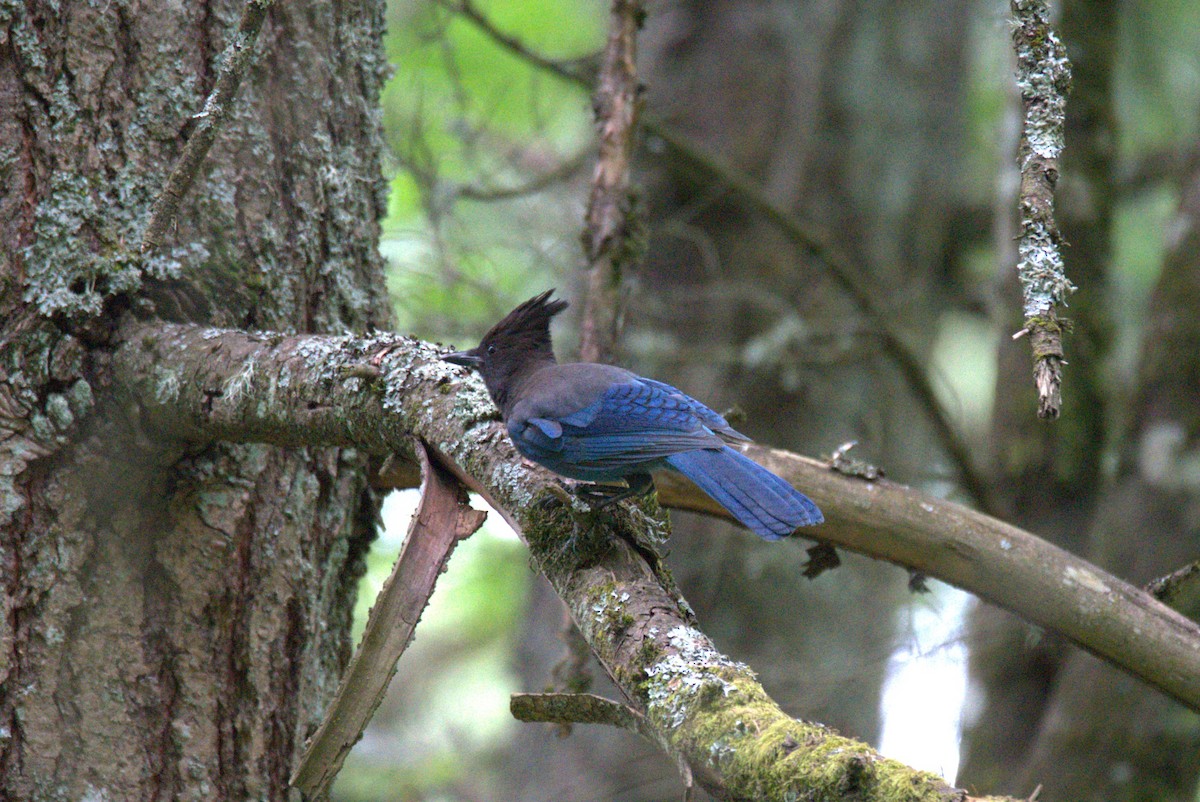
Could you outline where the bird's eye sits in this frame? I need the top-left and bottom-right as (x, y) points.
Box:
(486, 345), (497, 355)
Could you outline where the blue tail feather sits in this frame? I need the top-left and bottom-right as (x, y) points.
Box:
(665, 447), (823, 540)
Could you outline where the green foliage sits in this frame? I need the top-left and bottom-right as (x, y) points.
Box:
(380, 0), (605, 341)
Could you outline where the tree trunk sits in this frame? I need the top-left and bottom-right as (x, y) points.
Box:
(0, 1), (391, 798)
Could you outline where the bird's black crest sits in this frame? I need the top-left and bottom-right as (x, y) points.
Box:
(482, 290), (569, 352)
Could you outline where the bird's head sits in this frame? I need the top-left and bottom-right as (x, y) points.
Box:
(442, 290), (569, 408)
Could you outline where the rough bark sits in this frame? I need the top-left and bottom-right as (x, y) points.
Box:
(0, 1), (391, 798)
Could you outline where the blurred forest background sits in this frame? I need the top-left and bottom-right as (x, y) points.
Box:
(336, 0), (1200, 799)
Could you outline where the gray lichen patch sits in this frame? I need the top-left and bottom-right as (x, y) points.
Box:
(1016, 220), (1076, 317)
(643, 626), (753, 729)
(590, 587), (635, 636)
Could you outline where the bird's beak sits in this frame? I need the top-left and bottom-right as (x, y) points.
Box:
(442, 349), (483, 368)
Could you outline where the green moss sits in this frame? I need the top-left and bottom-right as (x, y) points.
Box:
(635, 636), (663, 672)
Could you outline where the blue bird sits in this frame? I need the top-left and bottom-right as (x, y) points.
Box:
(442, 290), (823, 539)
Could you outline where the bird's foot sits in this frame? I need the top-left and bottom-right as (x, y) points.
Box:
(536, 481), (578, 511)
(572, 474), (655, 509)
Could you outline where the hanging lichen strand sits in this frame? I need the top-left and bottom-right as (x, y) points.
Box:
(1011, 0), (1075, 420)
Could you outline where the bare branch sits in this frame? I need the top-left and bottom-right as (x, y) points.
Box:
(290, 442), (486, 797)
(456, 149), (591, 202)
(578, 0), (645, 363)
(1147, 561), (1200, 621)
(141, 0), (274, 253)
(1010, 0), (1075, 419)
(432, 0), (598, 84)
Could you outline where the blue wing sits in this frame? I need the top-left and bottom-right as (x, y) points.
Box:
(510, 378), (734, 476)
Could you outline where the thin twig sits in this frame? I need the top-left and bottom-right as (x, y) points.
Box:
(1146, 561), (1200, 621)
(457, 149), (591, 202)
(579, 0), (644, 363)
(444, 0), (997, 514)
(433, 0), (598, 83)
(1010, 0), (1075, 419)
(290, 441), (486, 797)
(140, 0), (274, 253)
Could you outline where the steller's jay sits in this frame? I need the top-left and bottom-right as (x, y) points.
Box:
(442, 290), (823, 539)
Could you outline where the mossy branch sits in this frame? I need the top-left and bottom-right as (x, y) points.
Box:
(111, 320), (1200, 798)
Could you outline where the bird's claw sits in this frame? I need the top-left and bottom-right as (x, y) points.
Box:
(537, 482), (577, 511)
(572, 482), (628, 508)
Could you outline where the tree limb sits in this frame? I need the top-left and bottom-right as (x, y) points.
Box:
(290, 441), (486, 797)
(112, 319), (1031, 799)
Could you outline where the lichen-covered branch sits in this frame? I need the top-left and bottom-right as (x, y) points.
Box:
(112, 320), (1021, 800)
(1011, 0), (1075, 419)
(578, 0), (645, 363)
(141, 0), (274, 253)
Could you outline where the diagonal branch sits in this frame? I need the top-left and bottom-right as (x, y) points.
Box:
(141, 0), (274, 253)
(290, 441), (486, 797)
(432, 0), (598, 84)
(112, 321), (1200, 725)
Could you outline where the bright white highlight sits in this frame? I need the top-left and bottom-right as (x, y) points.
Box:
(877, 585), (972, 783)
